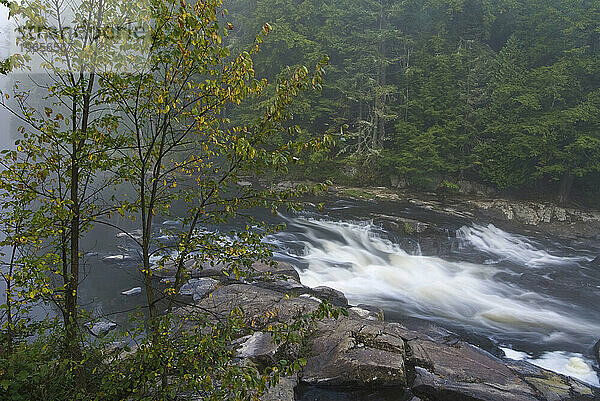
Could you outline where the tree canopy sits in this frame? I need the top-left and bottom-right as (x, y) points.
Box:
(227, 0), (600, 203)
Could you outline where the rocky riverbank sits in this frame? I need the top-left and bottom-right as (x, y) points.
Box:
(170, 260), (599, 401)
(325, 184), (600, 244)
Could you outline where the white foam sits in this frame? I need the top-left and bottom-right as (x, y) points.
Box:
(456, 224), (585, 267)
(103, 254), (127, 261)
(530, 351), (599, 387)
(500, 347), (529, 361)
(502, 347), (599, 387)
(116, 229), (143, 241)
(283, 218), (600, 341)
(162, 220), (182, 226)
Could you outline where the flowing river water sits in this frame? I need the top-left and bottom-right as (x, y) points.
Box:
(72, 197), (600, 388)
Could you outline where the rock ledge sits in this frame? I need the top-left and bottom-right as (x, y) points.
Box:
(175, 260), (599, 400)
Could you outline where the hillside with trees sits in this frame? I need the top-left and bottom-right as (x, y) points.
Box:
(226, 0), (600, 205)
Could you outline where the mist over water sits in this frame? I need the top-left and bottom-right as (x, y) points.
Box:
(269, 214), (600, 385)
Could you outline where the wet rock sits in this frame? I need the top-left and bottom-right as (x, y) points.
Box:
(506, 360), (598, 401)
(567, 379), (596, 399)
(252, 279), (305, 293)
(236, 332), (279, 366)
(372, 213), (437, 236)
(412, 366), (534, 401)
(179, 278), (219, 301)
(311, 286), (347, 307)
(154, 259), (301, 282)
(261, 374), (297, 401)
(525, 373), (579, 401)
(594, 339), (600, 365)
(349, 304), (384, 321)
(469, 199), (600, 228)
(121, 287), (142, 296)
(191, 284), (322, 329)
(301, 318), (407, 388)
(409, 339), (540, 401)
(583, 346), (600, 383)
(193, 284), (283, 323)
(251, 280), (348, 307)
(89, 321), (117, 337)
(250, 261), (301, 282)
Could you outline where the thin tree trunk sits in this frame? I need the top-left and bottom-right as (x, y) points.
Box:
(65, 94), (80, 357)
(65, 72), (94, 358)
(66, 141), (81, 358)
(5, 243), (17, 355)
(557, 171), (573, 206)
(142, 127), (169, 333)
(404, 43), (410, 122)
(375, 0), (386, 148)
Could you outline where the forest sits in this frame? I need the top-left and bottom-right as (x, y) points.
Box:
(226, 0), (600, 205)
(1, 0), (600, 400)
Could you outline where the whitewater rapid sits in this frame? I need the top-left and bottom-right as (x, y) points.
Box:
(270, 216), (600, 386)
(456, 223), (589, 267)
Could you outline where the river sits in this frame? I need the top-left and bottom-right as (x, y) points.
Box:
(75, 196), (600, 388)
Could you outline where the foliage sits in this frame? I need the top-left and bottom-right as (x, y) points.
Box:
(0, 300), (346, 400)
(0, 0), (335, 398)
(227, 0), (600, 204)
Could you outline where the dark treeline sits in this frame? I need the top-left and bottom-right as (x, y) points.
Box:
(227, 0), (600, 205)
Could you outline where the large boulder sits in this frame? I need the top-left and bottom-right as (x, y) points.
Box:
(237, 280), (348, 307)
(249, 260), (301, 282)
(89, 321), (117, 337)
(236, 332), (279, 366)
(310, 286), (348, 307)
(179, 277), (219, 301)
(301, 318), (407, 388)
(506, 360), (598, 400)
(261, 374), (297, 401)
(154, 259), (300, 282)
(593, 339), (600, 365)
(371, 213), (440, 237)
(409, 339), (540, 401)
(191, 283), (322, 329)
(174, 276), (600, 400)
